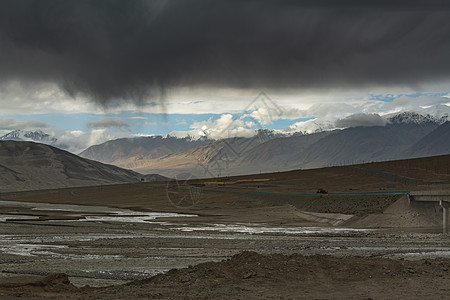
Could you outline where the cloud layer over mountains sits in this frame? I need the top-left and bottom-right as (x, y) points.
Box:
(335, 114), (388, 128)
(1, 0), (450, 104)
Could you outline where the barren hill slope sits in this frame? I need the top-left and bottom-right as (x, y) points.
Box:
(0, 141), (150, 192)
(404, 121), (450, 158)
(80, 135), (211, 165)
(299, 122), (439, 169)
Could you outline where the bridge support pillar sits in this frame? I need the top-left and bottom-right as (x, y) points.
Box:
(440, 200), (449, 234)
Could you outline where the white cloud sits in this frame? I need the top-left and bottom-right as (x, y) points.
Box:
(2, 79), (448, 122)
(364, 95), (450, 117)
(247, 105), (303, 125)
(2, 79), (450, 147)
(0, 122), (132, 153)
(128, 116), (147, 119)
(166, 94), (450, 139)
(187, 114), (256, 140)
(0, 118), (52, 130)
(54, 129), (132, 154)
(0, 81), (101, 115)
(239, 100), (371, 128)
(284, 118), (336, 134)
(135, 122), (157, 126)
(86, 117), (130, 131)
(306, 102), (361, 120)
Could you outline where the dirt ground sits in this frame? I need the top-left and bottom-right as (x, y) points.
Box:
(1, 251), (450, 300)
(0, 157), (450, 299)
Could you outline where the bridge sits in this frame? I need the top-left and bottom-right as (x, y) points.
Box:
(410, 191), (450, 234)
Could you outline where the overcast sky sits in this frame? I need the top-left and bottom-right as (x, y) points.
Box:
(1, 0), (450, 152)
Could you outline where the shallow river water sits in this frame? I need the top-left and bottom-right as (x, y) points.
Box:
(0, 200), (449, 287)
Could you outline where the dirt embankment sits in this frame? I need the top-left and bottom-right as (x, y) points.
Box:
(348, 195), (442, 229)
(1, 251), (449, 299)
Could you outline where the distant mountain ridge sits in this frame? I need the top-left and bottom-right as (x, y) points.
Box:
(298, 120), (440, 169)
(79, 135), (212, 164)
(80, 111), (450, 178)
(386, 111), (448, 125)
(1, 111), (446, 187)
(403, 121), (450, 158)
(3, 111), (448, 180)
(0, 129), (57, 143)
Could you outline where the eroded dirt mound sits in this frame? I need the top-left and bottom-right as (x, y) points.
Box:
(1, 252), (449, 299)
(0, 273), (78, 298)
(88, 251), (449, 300)
(348, 195), (442, 228)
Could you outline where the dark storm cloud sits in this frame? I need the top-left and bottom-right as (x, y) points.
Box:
(1, 0), (450, 104)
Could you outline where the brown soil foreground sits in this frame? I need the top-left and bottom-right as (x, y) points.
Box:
(1, 251), (449, 299)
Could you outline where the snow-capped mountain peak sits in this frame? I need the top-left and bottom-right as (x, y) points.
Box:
(0, 129), (57, 143)
(387, 112), (448, 125)
(286, 119), (336, 135)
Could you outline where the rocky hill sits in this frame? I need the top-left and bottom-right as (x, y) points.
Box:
(0, 141), (166, 192)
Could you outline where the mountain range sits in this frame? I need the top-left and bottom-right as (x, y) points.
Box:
(1, 112), (448, 179)
(77, 112), (450, 178)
